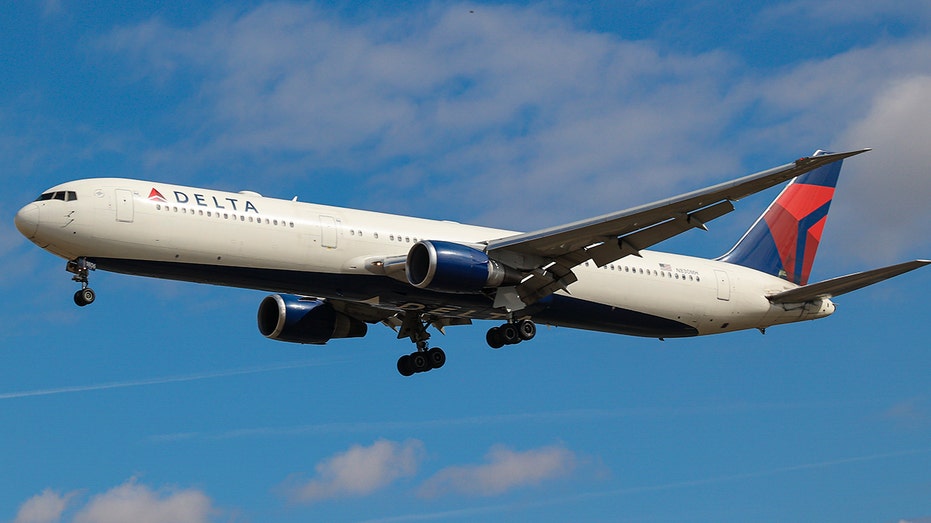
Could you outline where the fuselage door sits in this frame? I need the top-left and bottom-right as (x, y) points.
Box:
(320, 215), (338, 248)
(116, 189), (134, 223)
(714, 269), (731, 301)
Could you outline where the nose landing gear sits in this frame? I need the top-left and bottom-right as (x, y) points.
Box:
(67, 257), (96, 307)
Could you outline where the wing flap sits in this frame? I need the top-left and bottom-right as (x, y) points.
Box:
(767, 260), (930, 304)
(588, 199), (734, 266)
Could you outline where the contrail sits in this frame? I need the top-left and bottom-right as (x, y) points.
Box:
(0, 359), (336, 400)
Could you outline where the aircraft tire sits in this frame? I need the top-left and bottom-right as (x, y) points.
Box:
(486, 327), (505, 349)
(397, 355), (414, 377)
(411, 352), (430, 373)
(517, 319), (536, 341)
(74, 288), (95, 307)
(500, 323), (520, 345)
(428, 347), (446, 369)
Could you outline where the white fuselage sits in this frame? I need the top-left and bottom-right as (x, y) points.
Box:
(15, 178), (834, 338)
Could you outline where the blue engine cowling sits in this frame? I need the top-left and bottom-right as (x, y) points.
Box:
(406, 240), (521, 293)
(257, 294), (367, 344)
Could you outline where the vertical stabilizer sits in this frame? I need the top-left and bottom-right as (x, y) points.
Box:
(718, 151), (843, 285)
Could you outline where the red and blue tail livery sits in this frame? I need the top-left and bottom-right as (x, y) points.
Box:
(719, 151), (841, 285)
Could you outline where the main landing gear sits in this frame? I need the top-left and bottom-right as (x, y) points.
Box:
(66, 257), (96, 307)
(486, 319), (536, 349)
(396, 342), (446, 377)
(394, 315), (539, 376)
(395, 313), (446, 377)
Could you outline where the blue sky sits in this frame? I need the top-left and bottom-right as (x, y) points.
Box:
(3, 1), (931, 522)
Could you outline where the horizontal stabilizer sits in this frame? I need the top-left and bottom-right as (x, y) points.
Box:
(768, 260), (930, 304)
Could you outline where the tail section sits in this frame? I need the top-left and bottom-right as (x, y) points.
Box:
(719, 151), (843, 285)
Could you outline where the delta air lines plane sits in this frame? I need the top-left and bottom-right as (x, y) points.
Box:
(14, 150), (929, 376)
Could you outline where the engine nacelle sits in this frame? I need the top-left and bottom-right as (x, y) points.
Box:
(257, 294), (367, 344)
(406, 240), (521, 293)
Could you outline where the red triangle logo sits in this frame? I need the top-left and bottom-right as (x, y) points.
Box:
(148, 188), (168, 202)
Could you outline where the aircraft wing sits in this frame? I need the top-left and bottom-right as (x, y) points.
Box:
(767, 260), (931, 304)
(484, 149), (870, 306)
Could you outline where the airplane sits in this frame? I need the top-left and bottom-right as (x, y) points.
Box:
(14, 149), (929, 376)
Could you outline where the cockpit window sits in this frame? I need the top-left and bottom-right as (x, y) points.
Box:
(35, 191), (78, 202)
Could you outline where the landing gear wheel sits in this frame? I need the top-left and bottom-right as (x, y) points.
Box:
(486, 327), (505, 349)
(411, 352), (430, 373)
(397, 355), (414, 377)
(517, 319), (536, 341)
(74, 288), (96, 307)
(500, 323), (520, 345)
(427, 347), (446, 369)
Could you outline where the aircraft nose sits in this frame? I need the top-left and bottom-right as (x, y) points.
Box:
(14, 203), (39, 239)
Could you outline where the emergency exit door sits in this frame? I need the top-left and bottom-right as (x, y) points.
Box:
(115, 189), (134, 223)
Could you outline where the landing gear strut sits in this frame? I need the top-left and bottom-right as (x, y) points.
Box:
(486, 319), (536, 349)
(66, 257), (96, 307)
(395, 313), (446, 377)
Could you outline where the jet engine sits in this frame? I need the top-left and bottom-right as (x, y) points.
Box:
(257, 294), (367, 344)
(406, 240), (522, 293)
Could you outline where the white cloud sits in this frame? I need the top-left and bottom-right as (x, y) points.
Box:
(96, 4), (743, 227)
(283, 439), (424, 504)
(11, 480), (215, 523)
(834, 75), (931, 261)
(71, 479), (213, 523)
(93, 3), (931, 257)
(418, 444), (576, 498)
(881, 397), (929, 427)
(13, 489), (77, 523)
